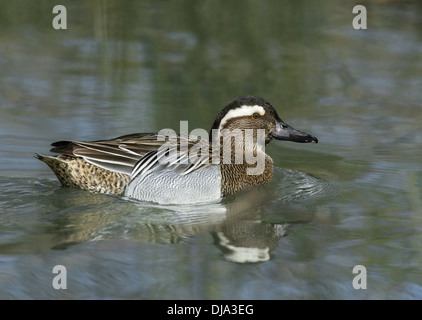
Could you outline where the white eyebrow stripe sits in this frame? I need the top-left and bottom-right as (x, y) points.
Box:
(218, 105), (265, 130)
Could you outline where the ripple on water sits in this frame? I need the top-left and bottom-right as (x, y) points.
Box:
(0, 168), (340, 244)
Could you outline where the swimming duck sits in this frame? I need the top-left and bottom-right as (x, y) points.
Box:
(36, 96), (317, 204)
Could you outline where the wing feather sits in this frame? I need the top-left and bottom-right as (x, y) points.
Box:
(50, 133), (214, 177)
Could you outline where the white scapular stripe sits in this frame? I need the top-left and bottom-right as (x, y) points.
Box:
(218, 105), (266, 131)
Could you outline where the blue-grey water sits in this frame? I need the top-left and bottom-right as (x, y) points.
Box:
(1, 0), (421, 299)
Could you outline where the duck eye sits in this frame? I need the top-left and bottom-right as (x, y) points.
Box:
(252, 112), (261, 119)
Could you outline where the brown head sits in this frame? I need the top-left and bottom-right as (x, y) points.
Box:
(210, 95), (318, 148)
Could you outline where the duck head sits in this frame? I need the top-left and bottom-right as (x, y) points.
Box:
(210, 96), (318, 146)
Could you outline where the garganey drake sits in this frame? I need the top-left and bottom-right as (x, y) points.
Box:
(36, 96), (317, 204)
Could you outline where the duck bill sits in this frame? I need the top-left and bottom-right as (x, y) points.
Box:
(271, 119), (318, 143)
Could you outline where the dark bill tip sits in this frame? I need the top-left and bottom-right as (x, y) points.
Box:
(271, 120), (318, 144)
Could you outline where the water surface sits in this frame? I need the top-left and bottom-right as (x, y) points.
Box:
(0, 0), (421, 299)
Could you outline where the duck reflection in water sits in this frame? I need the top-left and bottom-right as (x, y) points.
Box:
(47, 186), (312, 263)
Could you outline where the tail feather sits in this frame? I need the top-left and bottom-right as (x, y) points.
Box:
(35, 153), (129, 194)
(50, 141), (76, 155)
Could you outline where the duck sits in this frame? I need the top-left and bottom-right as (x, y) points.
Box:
(36, 96), (318, 204)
